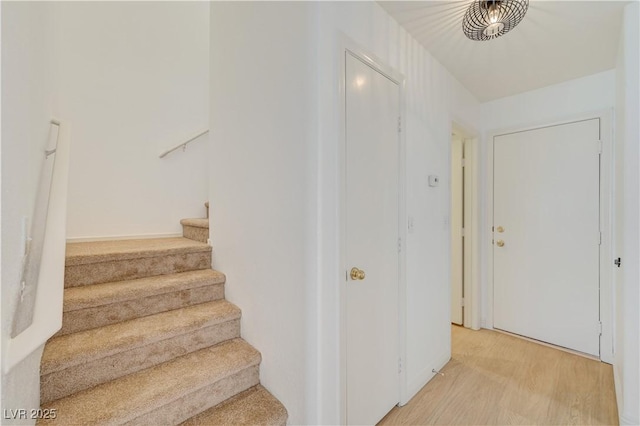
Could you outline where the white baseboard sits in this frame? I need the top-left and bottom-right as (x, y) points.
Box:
(620, 413), (639, 426)
(613, 361), (624, 424)
(67, 232), (182, 243)
(613, 363), (639, 425)
(400, 350), (451, 406)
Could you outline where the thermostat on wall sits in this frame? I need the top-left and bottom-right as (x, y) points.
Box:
(428, 175), (440, 187)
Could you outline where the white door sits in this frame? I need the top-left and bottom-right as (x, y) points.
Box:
(493, 119), (601, 356)
(345, 52), (400, 425)
(451, 136), (464, 325)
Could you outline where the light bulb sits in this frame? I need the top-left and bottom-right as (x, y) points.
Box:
(488, 4), (499, 24)
(483, 2), (505, 37)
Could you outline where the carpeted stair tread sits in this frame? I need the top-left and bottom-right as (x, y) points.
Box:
(180, 218), (209, 229)
(63, 269), (225, 312)
(181, 385), (287, 426)
(38, 339), (261, 426)
(66, 237), (211, 266)
(42, 300), (240, 375)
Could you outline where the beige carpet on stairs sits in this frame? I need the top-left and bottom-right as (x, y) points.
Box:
(39, 230), (287, 425)
(58, 270), (226, 336)
(180, 218), (209, 244)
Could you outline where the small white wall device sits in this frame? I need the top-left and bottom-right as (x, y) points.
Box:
(428, 175), (440, 187)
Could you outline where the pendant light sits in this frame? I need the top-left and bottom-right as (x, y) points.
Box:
(462, 0), (529, 41)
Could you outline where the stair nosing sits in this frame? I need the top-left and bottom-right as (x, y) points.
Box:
(180, 218), (210, 229)
(42, 300), (241, 375)
(41, 339), (261, 425)
(65, 237), (211, 266)
(180, 384), (288, 426)
(63, 269), (225, 312)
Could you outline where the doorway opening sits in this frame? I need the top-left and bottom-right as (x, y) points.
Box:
(450, 124), (479, 329)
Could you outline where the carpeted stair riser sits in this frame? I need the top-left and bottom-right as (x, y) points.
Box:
(125, 366), (259, 426)
(38, 339), (261, 425)
(59, 285), (223, 336)
(64, 237), (212, 287)
(42, 301), (239, 373)
(42, 320), (240, 404)
(180, 218), (210, 243)
(181, 385), (287, 426)
(182, 225), (209, 243)
(41, 301), (240, 403)
(58, 271), (225, 336)
(65, 252), (212, 287)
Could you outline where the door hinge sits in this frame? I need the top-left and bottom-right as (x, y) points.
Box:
(461, 227), (465, 237)
(597, 140), (602, 154)
(398, 357), (403, 374)
(598, 321), (603, 336)
(599, 232), (602, 245)
(398, 237), (402, 253)
(397, 117), (402, 133)
(461, 297), (465, 307)
(461, 158), (466, 167)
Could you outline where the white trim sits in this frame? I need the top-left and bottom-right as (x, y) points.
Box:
(612, 355), (623, 418)
(614, 362), (640, 425)
(338, 37), (407, 424)
(451, 122), (481, 331)
(450, 132), (464, 326)
(485, 109), (615, 363)
(467, 138), (481, 330)
(620, 413), (640, 426)
(67, 232), (182, 243)
(598, 111), (614, 364)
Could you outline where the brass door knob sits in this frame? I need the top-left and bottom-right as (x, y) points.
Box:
(350, 267), (366, 280)
(496, 240), (505, 247)
(496, 226), (504, 233)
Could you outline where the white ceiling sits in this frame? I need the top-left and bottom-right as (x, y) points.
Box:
(378, 0), (628, 102)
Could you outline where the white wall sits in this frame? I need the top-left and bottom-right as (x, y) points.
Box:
(1, 2), (55, 423)
(614, 2), (640, 424)
(210, 2), (481, 424)
(481, 70), (615, 131)
(479, 70), (616, 328)
(209, 3), (318, 424)
(53, 2), (210, 240)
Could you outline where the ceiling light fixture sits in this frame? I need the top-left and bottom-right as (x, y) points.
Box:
(462, 0), (529, 41)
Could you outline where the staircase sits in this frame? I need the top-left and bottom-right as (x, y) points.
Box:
(38, 206), (287, 425)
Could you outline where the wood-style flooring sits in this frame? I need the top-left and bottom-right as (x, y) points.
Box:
(379, 325), (618, 425)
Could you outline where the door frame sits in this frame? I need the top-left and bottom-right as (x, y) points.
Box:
(451, 132), (465, 326)
(338, 39), (407, 424)
(451, 123), (481, 330)
(485, 110), (614, 363)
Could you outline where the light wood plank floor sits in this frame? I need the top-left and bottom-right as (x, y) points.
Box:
(379, 326), (618, 425)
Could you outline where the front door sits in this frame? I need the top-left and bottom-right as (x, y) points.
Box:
(493, 119), (601, 356)
(345, 51), (400, 425)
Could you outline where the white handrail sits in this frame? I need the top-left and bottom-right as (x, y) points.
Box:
(4, 119), (70, 373)
(159, 129), (208, 158)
